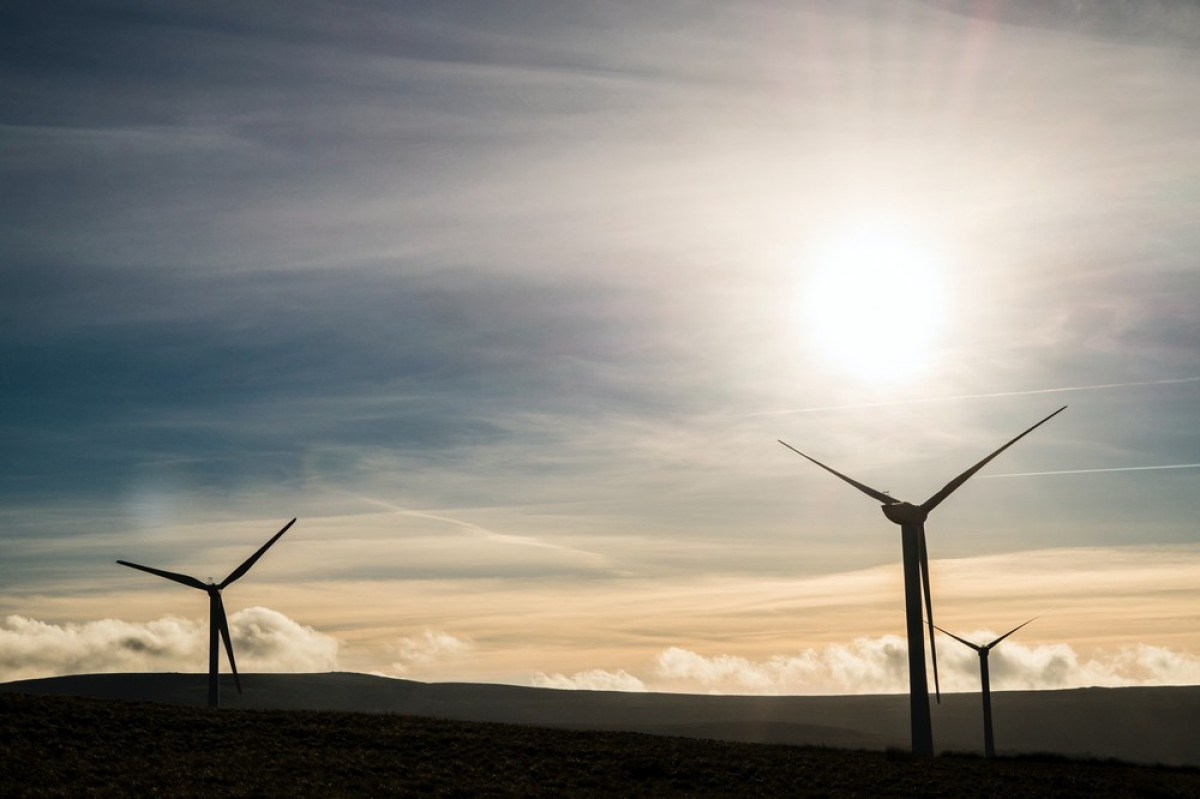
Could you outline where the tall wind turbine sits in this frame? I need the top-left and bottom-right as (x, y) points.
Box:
(117, 518), (297, 707)
(935, 617), (1038, 758)
(778, 406), (1065, 755)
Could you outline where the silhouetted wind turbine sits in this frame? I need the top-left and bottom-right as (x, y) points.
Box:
(117, 518), (297, 707)
(935, 616), (1038, 758)
(779, 406), (1065, 755)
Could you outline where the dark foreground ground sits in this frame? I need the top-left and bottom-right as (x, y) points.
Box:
(3, 693), (1199, 798)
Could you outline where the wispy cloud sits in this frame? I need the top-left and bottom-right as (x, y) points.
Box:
(982, 463), (1200, 479)
(920, 0), (1200, 45)
(334, 492), (611, 565)
(741, 377), (1200, 417)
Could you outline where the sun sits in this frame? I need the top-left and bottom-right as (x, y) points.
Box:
(802, 225), (946, 383)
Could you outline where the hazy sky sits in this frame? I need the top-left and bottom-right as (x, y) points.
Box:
(3, 0), (1199, 694)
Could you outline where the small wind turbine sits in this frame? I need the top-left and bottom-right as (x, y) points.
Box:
(117, 518), (297, 707)
(779, 406), (1065, 755)
(935, 616), (1038, 758)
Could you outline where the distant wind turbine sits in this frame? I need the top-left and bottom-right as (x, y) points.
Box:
(117, 518), (297, 707)
(935, 617), (1039, 758)
(779, 406), (1065, 755)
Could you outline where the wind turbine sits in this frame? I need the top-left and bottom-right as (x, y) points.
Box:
(778, 406), (1065, 755)
(117, 518), (297, 707)
(935, 616), (1038, 758)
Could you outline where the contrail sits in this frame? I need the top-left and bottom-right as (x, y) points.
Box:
(333, 490), (609, 562)
(743, 376), (1199, 416)
(982, 463), (1200, 479)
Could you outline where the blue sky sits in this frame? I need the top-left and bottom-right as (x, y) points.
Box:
(2, 0), (1199, 692)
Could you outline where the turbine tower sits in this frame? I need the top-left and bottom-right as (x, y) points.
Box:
(117, 518), (297, 707)
(779, 406), (1064, 755)
(935, 617), (1038, 758)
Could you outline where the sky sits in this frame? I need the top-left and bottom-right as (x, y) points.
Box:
(2, 0), (1199, 695)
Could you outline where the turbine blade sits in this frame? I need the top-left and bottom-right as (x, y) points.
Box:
(985, 615), (1039, 650)
(215, 593), (241, 695)
(932, 623), (984, 652)
(919, 406), (1067, 514)
(778, 441), (899, 505)
(219, 518), (296, 589)
(918, 527), (940, 702)
(116, 560), (207, 591)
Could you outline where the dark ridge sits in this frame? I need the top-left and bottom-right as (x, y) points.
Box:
(3, 672), (1200, 768)
(2, 691), (1198, 798)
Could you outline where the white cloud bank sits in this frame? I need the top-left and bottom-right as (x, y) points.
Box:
(532, 668), (648, 692)
(654, 638), (908, 695)
(8, 610), (1200, 694)
(964, 638), (1200, 692)
(530, 636), (1200, 695)
(0, 607), (339, 682)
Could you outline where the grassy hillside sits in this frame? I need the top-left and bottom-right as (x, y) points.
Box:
(3, 692), (1199, 798)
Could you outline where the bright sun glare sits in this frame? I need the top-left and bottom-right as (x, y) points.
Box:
(803, 226), (946, 383)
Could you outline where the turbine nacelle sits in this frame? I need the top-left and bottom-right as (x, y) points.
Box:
(882, 502), (927, 525)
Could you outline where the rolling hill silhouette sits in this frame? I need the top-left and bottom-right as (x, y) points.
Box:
(3, 672), (1198, 766)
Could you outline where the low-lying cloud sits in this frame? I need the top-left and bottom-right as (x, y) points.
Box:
(532, 668), (647, 692)
(968, 637), (1200, 691)
(389, 629), (474, 676)
(531, 636), (1200, 695)
(654, 638), (908, 695)
(0, 608), (339, 682)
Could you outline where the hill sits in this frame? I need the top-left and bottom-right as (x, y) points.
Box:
(3, 691), (1199, 797)
(3, 672), (1200, 767)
